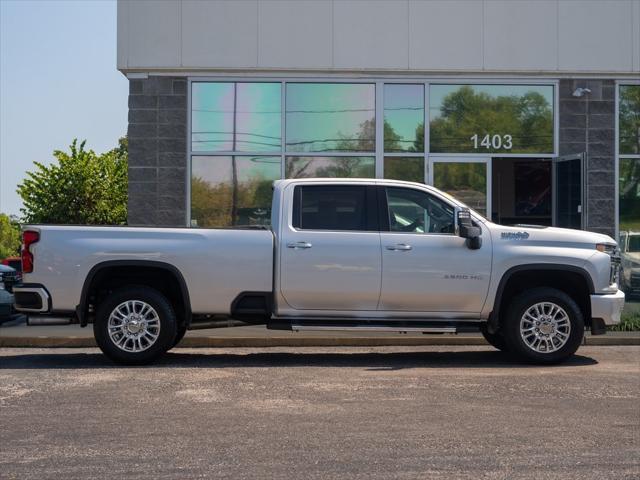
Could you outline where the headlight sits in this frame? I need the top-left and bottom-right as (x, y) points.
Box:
(596, 243), (617, 253)
(596, 243), (621, 285)
(0, 281), (4, 290)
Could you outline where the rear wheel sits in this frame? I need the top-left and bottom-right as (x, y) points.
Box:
(94, 286), (177, 365)
(480, 323), (508, 352)
(503, 287), (584, 364)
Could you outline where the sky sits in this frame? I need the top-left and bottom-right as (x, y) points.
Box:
(0, 0), (127, 216)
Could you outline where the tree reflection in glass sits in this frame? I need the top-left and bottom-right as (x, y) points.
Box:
(285, 157), (375, 179)
(429, 84), (554, 154)
(619, 85), (640, 155)
(384, 84), (424, 152)
(286, 83), (375, 152)
(191, 156), (281, 227)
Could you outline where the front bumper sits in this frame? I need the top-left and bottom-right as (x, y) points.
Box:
(590, 289), (625, 326)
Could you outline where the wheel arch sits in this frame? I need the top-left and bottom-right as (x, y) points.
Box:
(489, 264), (594, 332)
(77, 260), (192, 328)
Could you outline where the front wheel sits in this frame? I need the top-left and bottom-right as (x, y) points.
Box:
(94, 286), (177, 365)
(503, 287), (584, 364)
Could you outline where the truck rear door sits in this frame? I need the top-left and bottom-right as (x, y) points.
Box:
(279, 184), (381, 311)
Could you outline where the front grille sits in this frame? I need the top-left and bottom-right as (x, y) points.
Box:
(0, 272), (20, 292)
(631, 272), (640, 289)
(1, 272), (18, 283)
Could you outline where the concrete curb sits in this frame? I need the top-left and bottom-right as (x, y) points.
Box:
(1, 335), (638, 348)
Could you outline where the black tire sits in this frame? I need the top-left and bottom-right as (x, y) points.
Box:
(503, 287), (584, 364)
(480, 323), (509, 352)
(171, 324), (187, 348)
(94, 286), (177, 365)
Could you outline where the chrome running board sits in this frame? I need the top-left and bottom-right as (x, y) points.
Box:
(290, 325), (457, 334)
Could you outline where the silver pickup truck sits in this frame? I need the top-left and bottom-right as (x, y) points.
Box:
(14, 178), (625, 365)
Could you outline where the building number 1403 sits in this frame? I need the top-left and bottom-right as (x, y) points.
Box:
(470, 133), (513, 150)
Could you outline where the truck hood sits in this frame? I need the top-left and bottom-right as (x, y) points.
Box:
(489, 224), (616, 247)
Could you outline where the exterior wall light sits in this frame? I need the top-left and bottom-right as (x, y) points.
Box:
(572, 87), (592, 97)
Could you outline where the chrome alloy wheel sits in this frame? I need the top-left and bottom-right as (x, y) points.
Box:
(108, 300), (161, 352)
(520, 302), (571, 353)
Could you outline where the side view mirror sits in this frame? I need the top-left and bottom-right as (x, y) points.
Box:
(457, 208), (482, 250)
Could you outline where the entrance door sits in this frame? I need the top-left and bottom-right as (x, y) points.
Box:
(429, 157), (491, 218)
(553, 154), (585, 229)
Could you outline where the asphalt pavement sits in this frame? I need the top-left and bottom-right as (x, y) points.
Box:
(1, 315), (639, 347)
(1, 345), (639, 479)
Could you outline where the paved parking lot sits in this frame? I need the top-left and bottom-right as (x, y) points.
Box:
(1, 346), (639, 479)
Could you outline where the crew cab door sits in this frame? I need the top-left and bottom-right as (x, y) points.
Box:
(279, 184), (382, 311)
(378, 186), (491, 313)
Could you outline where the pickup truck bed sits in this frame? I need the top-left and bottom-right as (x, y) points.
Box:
(16, 225), (274, 317)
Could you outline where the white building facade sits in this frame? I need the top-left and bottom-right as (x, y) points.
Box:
(117, 0), (640, 239)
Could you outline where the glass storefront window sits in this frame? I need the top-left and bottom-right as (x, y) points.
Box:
(384, 157), (424, 183)
(191, 83), (281, 153)
(286, 83), (375, 152)
(285, 156), (375, 179)
(620, 85), (640, 155)
(433, 162), (487, 217)
(620, 158), (640, 231)
(429, 84), (554, 154)
(191, 156), (281, 227)
(384, 84), (424, 152)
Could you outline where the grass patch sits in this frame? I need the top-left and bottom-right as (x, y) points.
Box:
(608, 309), (640, 331)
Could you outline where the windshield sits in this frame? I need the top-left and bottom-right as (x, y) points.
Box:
(629, 235), (640, 253)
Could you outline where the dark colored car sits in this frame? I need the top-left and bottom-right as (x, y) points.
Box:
(2, 256), (22, 274)
(0, 264), (19, 321)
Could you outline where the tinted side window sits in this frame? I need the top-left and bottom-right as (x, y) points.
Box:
(293, 186), (372, 231)
(386, 187), (455, 234)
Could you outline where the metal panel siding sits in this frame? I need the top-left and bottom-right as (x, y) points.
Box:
(484, 0), (558, 71)
(408, 0), (483, 71)
(332, 0), (409, 69)
(118, 0), (640, 74)
(181, 0), (258, 68)
(558, 0), (634, 72)
(127, 0), (180, 68)
(258, 0), (332, 68)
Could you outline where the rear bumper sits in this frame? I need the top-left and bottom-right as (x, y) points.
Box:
(13, 284), (51, 313)
(590, 290), (625, 327)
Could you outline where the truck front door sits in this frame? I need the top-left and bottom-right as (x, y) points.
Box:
(279, 184), (382, 311)
(378, 186), (492, 313)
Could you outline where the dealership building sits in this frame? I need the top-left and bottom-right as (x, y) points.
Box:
(117, 0), (639, 239)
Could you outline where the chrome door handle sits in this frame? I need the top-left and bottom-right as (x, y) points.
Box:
(287, 241), (312, 249)
(386, 243), (412, 251)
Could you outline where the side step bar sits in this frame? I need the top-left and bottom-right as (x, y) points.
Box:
(291, 325), (457, 334)
(269, 319), (481, 334)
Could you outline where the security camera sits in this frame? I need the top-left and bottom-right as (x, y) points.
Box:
(572, 88), (592, 97)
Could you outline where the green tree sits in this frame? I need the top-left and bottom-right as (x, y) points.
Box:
(0, 214), (21, 259)
(17, 138), (128, 224)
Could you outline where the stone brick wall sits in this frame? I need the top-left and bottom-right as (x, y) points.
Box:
(127, 76), (187, 226)
(559, 79), (616, 237)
